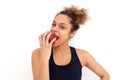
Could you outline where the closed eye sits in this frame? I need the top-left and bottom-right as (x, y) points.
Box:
(59, 26), (65, 29)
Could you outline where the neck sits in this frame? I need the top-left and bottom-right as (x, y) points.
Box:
(52, 44), (70, 56)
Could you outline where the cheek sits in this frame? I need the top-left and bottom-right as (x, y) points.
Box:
(60, 32), (71, 40)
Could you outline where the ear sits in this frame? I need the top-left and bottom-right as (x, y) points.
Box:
(70, 30), (77, 38)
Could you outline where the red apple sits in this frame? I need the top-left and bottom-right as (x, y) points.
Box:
(49, 33), (57, 43)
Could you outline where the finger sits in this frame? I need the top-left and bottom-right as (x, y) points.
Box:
(39, 33), (44, 41)
(39, 31), (49, 46)
(39, 35), (43, 46)
(49, 37), (57, 45)
(45, 32), (52, 43)
(43, 31), (50, 43)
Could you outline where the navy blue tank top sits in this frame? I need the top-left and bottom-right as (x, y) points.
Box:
(49, 46), (82, 80)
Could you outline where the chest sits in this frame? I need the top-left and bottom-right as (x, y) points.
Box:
(53, 53), (71, 66)
(49, 52), (82, 80)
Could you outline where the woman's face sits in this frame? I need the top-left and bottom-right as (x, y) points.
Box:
(50, 14), (76, 47)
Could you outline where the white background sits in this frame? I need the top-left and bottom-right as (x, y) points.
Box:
(0, 0), (120, 80)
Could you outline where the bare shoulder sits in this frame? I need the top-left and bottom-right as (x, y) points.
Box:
(76, 48), (93, 58)
(31, 48), (41, 63)
(76, 48), (88, 55)
(32, 48), (40, 57)
(75, 48), (95, 67)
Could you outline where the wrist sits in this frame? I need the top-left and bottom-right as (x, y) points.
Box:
(39, 58), (49, 64)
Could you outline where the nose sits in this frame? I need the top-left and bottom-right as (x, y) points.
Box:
(51, 26), (58, 32)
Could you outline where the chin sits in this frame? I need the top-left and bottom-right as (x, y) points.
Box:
(52, 42), (60, 48)
(52, 44), (58, 47)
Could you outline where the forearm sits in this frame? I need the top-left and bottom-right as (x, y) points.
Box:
(100, 74), (110, 80)
(38, 60), (50, 80)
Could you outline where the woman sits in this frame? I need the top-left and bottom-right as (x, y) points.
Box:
(31, 5), (110, 80)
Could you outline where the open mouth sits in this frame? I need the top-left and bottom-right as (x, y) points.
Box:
(56, 36), (59, 40)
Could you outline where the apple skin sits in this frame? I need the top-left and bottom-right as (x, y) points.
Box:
(49, 33), (57, 43)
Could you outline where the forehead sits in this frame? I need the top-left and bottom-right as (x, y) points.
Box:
(54, 14), (71, 24)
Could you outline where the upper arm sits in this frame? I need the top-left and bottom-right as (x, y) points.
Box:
(77, 49), (109, 79)
(83, 51), (109, 78)
(31, 48), (40, 80)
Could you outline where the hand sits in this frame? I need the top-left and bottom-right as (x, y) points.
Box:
(39, 31), (57, 61)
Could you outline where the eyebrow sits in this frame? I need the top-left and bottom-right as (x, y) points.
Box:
(53, 20), (67, 25)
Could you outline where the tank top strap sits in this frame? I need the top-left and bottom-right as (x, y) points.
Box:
(70, 46), (81, 64)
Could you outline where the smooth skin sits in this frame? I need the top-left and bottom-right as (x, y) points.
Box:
(31, 14), (110, 80)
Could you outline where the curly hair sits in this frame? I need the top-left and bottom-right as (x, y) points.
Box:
(56, 5), (89, 32)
